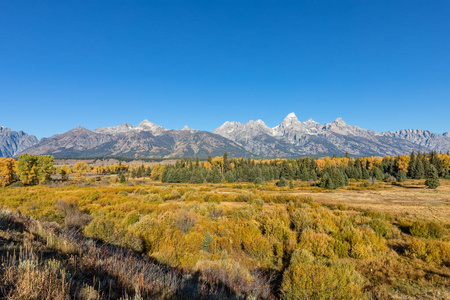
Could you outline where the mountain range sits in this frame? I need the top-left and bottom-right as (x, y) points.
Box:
(1, 114), (449, 158)
(0, 126), (38, 157)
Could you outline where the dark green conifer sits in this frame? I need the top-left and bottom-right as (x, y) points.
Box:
(202, 232), (213, 252)
(425, 165), (440, 189)
(276, 177), (287, 187)
(396, 170), (407, 182)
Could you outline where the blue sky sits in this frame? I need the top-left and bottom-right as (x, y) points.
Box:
(1, 1), (449, 138)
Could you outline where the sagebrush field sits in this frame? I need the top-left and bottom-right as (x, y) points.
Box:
(0, 154), (449, 299)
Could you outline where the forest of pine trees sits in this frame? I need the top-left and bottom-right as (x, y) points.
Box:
(161, 151), (450, 189)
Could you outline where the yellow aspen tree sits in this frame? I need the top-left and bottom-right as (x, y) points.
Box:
(0, 158), (17, 187)
(73, 162), (89, 178)
(17, 154), (38, 185)
(396, 155), (410, 172)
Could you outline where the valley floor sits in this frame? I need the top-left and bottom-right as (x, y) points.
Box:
(0, 178), (449, 299)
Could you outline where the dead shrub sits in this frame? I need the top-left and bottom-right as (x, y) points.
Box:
(175, 210), (198, 233)
(56, 200), (91, 229)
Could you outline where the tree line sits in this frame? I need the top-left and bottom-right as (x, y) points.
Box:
(1, 151), (448, 189)
(161, 151), (448, 189)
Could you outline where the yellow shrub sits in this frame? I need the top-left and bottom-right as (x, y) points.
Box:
(299, 229), (335, 258)
(281, 255), (365, 299)
(408, 237), (450, 264)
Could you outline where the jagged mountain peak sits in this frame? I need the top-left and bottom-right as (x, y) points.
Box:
(178, 125), (199, 133)
(71, 126), (89, 132)
(223, 120), (243, 126)
(247, 119), (270, 128)
(302, 119), (323, 134)
(303, 118), (321, 126)
(279, 112), (301, 126)
(94, 123), (136, 134)
(332, 117), (346, 124)
(138, 119), (157, 127)
(285, 112), (298, 120)
(323, 118), (375, 137)
(137, 119), (168, 136)
(273, 113), (304, 137)
(444, 131), (450, 137)
(248, 119), (266, 125)
(304, 118), (317, 123)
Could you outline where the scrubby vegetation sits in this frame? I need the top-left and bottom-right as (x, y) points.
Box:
(0, 180), (449, 299)
(0, 152), (449, 298)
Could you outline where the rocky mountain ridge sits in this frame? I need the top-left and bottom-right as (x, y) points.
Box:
(17, 124), (250, 159)
(213, 113), (450, 156)
(0, 126), (38, 157)
(1, 114), (449, 158)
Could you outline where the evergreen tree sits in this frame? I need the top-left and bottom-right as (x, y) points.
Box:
(371, 167), (384, 181)
(254, 177), (263, 185)
(223, 151), (231, 174)
(289, 180), (294, 189)
(195, 156), (200, 167)
(202, 232), (214, 252)
(120, 174), (127, 184)
(299, 165), (310, 181)
(408, 151), (416, 178)
(276, 177), (287, 187)
(192, 168), (204, 183)
(320, 173), (335, 189)
(425, 165), (440, 189)
(396, 170), (407, 182)
(414, 159), (425, 179)
(225, 171), (236, 183)
(280, 161), (294, 180)
(207, 167), (222, 183)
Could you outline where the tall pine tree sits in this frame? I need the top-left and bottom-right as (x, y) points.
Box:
(425, 165), (440, 189)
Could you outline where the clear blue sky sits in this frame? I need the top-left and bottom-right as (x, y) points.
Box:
(1, 1), (449, 138)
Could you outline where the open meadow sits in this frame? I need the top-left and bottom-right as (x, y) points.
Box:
(0, 175), (449, 299)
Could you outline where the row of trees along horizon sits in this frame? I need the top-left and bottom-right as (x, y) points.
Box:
(161, 151), (446, 189)
(0, 151), (448, 189)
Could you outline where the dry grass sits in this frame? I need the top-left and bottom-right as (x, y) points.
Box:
(1, 178), (449, 299)
(304, 180), (450, 223)
(210, 179), (450, 223)
(0, 210), (274, 299)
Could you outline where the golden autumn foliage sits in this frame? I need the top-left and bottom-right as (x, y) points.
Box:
(1, 152), (450, 298)
(0, 158), (16, 187)
(73, 162), (90, 178)
(397, 154), (410, 172)
(438, 153), (450, 173)
(17, 154), (38, 185)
